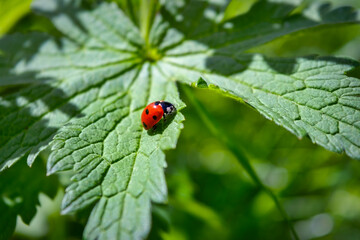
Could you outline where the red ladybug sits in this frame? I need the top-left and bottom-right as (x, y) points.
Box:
(141, 101), (176, 130)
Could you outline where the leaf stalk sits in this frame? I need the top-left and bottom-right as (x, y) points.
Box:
(140, 0), (158, 45)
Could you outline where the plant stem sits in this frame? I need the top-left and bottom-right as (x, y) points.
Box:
(140, 0), (158, 45)
(182, 85), (299, 240)
(126, 0), (138, 27)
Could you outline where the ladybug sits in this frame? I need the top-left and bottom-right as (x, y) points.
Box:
(141, 101), (176, 130)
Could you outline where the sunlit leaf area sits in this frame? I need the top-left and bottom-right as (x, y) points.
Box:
(0, 0), (359, 239)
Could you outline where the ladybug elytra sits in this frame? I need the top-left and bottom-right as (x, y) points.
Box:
(141, 101), (176, 130)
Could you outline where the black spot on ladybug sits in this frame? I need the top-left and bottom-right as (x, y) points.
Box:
(145, 109), (149, 115)
(142, 122), (147, 128)
(152, 115), (157, 120)
(154, 101), (160, 105)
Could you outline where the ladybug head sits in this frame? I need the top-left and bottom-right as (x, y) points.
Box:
(159, 101), (176, 116)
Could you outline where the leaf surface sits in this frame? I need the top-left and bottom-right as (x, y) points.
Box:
(1, 3), (184, 239)
(49, 64), (184, 239)
(0, 2), (141, 170)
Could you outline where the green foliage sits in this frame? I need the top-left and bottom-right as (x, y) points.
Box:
(0, 158), (58, 240)
(165, 88), (360, 239)
(163, 54), (360, 159)
(0, 0), (359, 239)
(155, 0), (360, 159)
(0, 0), (32, 35)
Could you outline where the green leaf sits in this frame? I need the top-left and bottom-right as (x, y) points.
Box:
(0, 158), (58, 240)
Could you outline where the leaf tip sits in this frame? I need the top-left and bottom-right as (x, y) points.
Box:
(192, 77), (209, 88)
(60, 208), (70, 215)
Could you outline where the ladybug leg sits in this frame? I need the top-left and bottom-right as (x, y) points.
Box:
(163, 113), (167, 122)
(152, 125), (157, 131)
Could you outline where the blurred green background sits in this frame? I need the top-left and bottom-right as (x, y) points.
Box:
(2, 0), (360, 239)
